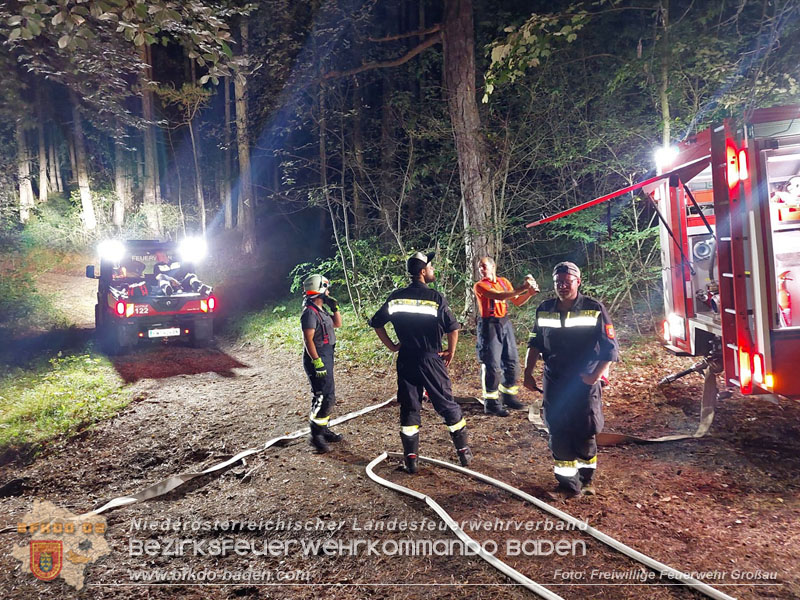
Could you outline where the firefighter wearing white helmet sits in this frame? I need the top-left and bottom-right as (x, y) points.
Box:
(301, 274), (343, 452)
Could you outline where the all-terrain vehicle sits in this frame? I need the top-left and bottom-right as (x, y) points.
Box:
(86, 239), (217, 354)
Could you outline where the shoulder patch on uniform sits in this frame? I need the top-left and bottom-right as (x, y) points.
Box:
(605, 323), (616, 339)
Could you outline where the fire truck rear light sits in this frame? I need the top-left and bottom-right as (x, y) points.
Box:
(115, 300), (126, 316)
(738, 348), (753, 394)
(138, 332), (144, 338)
(738, 149), (748, 180)
(765, 374), (774, 388)
(726, 143), (740, 190)
(184, 329), (190, 334)
(208, 295), (216, 312)
(661, 319), (670, 341)
(752, 353), (764, 384)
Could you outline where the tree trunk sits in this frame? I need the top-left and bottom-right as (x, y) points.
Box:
(165, 127), (185, 235)
(113, 124), (132, 228)
(140, 43), (161, 234)
(441, 0), (495, 301)
(48, 124), (61, 193)
(188, 121), (206, 233)
(70, 92), (96, 230)
(223, 75), (233, 229)
(658, 0), (671, 146)
(67, 134), (77, 184)
(235, 19), (255, 254)
(351, 80), (367, 235)
(379, 76), (399, 247)
(16, 121), (35, 223)
(36, 89), (48, 203)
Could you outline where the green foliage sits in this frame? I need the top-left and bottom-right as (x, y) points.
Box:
(156, 83), (212, 119)
(543, 198), (662, 329)
(289, 237), (408, 307)
(18, 189), (126, 251)
(2, 0), (241, 81)
(0, 353), (129, 450)
(0, 262), (67, 336)
(122, 203), (185, 240)
(483, 7), (589, 102)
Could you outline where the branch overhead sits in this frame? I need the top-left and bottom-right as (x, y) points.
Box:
(322, 33), (442, 81)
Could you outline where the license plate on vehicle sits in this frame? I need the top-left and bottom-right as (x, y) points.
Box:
(148, 327), (181, 338)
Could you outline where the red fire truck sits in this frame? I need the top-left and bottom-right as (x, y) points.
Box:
(527, 105), (800, 400)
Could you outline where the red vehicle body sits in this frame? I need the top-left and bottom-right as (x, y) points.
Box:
(86, 240), (217, 354)
(528, 106), (800, 400)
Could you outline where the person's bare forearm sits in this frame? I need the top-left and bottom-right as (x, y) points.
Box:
(510, 288), (538, 307)
(447, 330), (458, 355)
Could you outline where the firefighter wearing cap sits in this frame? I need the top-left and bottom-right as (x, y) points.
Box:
(369, 251), (472, 473)
(301, 274), (343, 453)
(523, 262), (619, 497)
(473, 257), (539, 416)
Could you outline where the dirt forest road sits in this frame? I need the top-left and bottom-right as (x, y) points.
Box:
(1, 273), (799, 600)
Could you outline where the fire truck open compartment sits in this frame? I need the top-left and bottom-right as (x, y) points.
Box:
(655, 106), (800, 399)
(526, 105), (800, 401)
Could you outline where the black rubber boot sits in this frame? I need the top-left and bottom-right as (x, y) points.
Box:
(322, 426), (343, 443)
(483, 398), (509, 417)
(450, 428), (473, 467)
(400, 433), (419, 474)
(579, 469), (595, 494)
(501, 392), (525, 410)
(309, 422), (330, 453)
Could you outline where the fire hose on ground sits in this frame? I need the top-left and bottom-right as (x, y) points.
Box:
(81, 396), (396, 517)
(3, 384), (736, 599)
(367, 452), (736, 600)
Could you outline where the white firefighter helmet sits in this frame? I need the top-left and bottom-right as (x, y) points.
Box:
(303, 274), (330, 295)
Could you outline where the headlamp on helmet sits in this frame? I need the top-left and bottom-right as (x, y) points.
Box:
(303, 274), (330, 295)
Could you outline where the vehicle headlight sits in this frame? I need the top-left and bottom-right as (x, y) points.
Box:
(179, 237), (207, 262)
(98, 240), (125, 263)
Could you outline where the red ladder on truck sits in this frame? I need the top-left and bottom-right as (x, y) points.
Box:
(711, 121), (755, 392)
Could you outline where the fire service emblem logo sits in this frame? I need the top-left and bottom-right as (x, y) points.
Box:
(30, 540), (63, 581)
(12, 500), (109, 590)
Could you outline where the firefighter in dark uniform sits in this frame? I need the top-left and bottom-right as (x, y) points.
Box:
(369, 251), (472, 473)
(301, 274), (344, 453)
(473, 257), (539, 416)
(523, 262), (618, 497)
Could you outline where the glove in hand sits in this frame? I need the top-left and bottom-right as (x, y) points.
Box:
(312, 357), (327, 377)
(322, 295), (339, 312)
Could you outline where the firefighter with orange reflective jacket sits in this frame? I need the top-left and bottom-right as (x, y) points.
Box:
(301, 274), (343, 453)
(473, 257), (539, 416)
(523, 262), (619, 498)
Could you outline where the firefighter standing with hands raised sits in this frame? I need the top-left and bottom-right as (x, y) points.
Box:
(523, 262), (618, 498)
(301, 274), (344, 453)
(473, 257), (539, 416)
